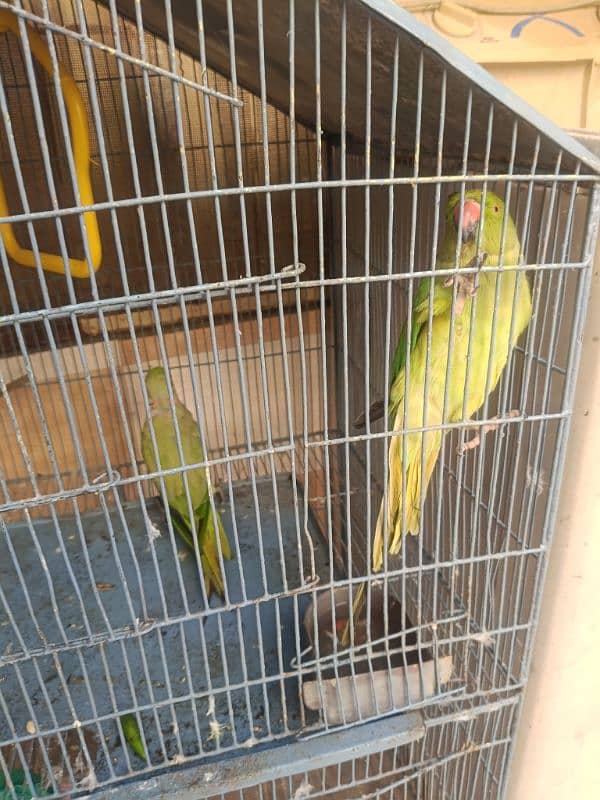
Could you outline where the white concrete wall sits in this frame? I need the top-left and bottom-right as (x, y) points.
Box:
(507, 223), (600, 799)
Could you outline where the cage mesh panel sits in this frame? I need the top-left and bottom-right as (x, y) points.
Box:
(199, 702), (518, 799)
(0, 0), (597, 798)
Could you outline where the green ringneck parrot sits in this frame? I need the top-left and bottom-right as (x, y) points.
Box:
(341, 189), (532, 645)
(141, 367), (232, 599)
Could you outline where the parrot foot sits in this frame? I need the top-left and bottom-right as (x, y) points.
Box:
(457, 430), (481, 454)
(457, 409), (520, 455)
(443, 251), (488, 316)
(443, 272), (477, 315)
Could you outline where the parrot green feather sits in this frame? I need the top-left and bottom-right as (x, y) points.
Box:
(120, 713), (147, 762)
(141, 367), (232, 599)
(374, 189), (532, 568)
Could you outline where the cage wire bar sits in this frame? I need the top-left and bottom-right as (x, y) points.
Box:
(0, 0), (598, 797)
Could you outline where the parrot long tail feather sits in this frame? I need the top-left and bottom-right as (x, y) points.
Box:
(339, 582), (366, 648)
(373, 462), (418, 570)
(196, 496), (232, 562)
(165, 503), (196, 550)
(203, 570), (213, 600)
(216, 513), (232, 560)
(341, 429), (443, 648)
(201, 553), (222, 598)
(163, 499), (228, 599)
(199, 513), (229, 598)
(169, 506), (219, 597)
(376, 428), (443, 564)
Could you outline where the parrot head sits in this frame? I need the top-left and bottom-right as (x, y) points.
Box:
(446, 189), (519, 257)
(145, 366), (170, 402)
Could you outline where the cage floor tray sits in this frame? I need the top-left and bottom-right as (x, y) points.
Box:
(0, 477), (332, 788)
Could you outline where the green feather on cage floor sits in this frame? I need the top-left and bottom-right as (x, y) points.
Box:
(120, 714), (148, 763)
(0, 769), (51, 799)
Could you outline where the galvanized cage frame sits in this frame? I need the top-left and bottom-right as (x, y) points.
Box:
(0, 0), (598, 798)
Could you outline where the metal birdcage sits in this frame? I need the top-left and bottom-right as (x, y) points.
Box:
(0, 0), (598, 798)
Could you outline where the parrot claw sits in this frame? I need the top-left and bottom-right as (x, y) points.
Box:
(457, 409), (520, 455)
(444, 251), (487, 316)
(444, 273), (477, 316)
(457, 432), (480, 455)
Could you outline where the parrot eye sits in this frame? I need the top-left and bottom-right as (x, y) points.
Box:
(493, 205), (499, 213)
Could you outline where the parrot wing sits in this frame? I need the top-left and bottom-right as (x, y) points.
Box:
(354, 277), (452, 428)
(387, 276), (452, 421)
(141, 401), (208, 521)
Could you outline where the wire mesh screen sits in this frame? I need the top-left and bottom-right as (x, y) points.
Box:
(0, 0), (598, 798)
(200, 700), (518, 799)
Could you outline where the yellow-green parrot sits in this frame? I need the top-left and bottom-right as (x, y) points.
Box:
(342, 189), (532, 644)
(373, 189), (532, 567)
(141, 367), (232, 599)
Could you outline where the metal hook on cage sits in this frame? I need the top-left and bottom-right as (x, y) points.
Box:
(289, 644), (314, 671)
(277, 574), (320, 599)
(134, 617), (157, 635)
(89, 469), (121, 495)
(279, 262), (306, 277)
(259, 262), (306, 291)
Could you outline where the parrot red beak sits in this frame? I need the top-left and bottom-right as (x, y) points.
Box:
(454, 198), (481, 243)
